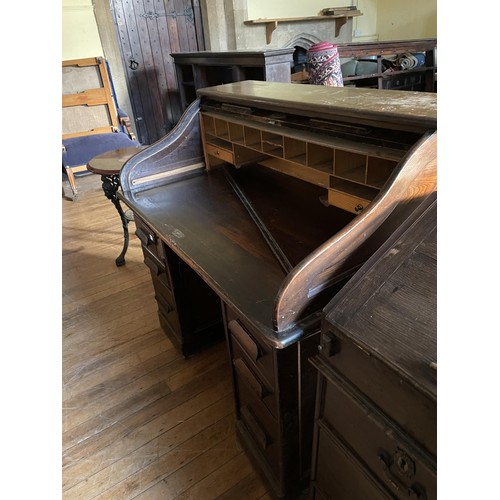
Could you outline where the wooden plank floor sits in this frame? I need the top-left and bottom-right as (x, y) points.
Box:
(62, 175), (272, 499)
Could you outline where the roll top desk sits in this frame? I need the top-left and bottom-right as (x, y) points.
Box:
(119, 81), (437, 498)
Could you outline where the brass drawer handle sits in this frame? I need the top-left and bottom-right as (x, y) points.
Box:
(354, 203), (364, 213)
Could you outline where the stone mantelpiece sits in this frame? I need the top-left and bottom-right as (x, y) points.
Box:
(200, 0), (354, 52)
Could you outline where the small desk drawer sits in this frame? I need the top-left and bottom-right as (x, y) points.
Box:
(156, 292), (181, 340)
(143, 252), (173, 292)
(238, 400), (281, 480)
(135, 215), (165, 261)
(227, 315), (275, 386)
(314, 421), (393, 500)
(233, 356), (277, 419)
(205, 143), (234, 164)
(320, 326), (436, 456)
(327, 188), (370, 215)
(320, 369), (436, 499)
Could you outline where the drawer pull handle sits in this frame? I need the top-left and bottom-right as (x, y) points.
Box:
(135, 227), (155, 246)
(378, 451), (426, 498)
(354, 204), (364, 213)
(228, 320), (260, 361)
(233, 358), (266, 399)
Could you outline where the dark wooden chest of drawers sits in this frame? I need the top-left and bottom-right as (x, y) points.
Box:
(310, 193), (437, 499)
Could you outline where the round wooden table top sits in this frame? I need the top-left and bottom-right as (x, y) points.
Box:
(87, 146), (147, 175)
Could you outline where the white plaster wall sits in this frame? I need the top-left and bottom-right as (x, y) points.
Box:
(377, 0), (436, 40)
(201, 0), (354, 51)
(246, 0), (355, 19)
(62, 0), (103, 60)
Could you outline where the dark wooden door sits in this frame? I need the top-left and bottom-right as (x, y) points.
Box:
(110, 0), (205, 145)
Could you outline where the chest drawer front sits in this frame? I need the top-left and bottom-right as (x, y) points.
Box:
(144, 252), (173, 292)
(320, 370), (436, 500)
(156, 292), (181, 340)
(227, 316), (275, 386)
(320, 326), (436, 456)
(238, 399), (281, 481)
(134, 215), (165, 261)
(327, 188), (370, 215)
(205, 143), (234, 164)
(233, 356), (278, 419)
(314, 421), (393, 500)
(152, 272), (175, 312)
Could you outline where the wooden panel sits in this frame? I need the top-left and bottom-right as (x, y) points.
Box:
(62, 88), (109, 107)
(110, 0), (205, 145)
(197, 81), (437, 133)
(62, 57), (122, 139)
(313, 422), (392, 499)
(328, 183), (376, 214)
(320, 369), (436, 497)
(205, 143), (234, 163)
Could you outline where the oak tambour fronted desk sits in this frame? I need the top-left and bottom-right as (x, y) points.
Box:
(118, 81), (437, 499)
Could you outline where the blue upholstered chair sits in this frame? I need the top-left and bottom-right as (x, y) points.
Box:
(62, 57), (140, 200)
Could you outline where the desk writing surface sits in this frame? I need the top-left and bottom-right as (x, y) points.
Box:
(122, 164), (353, 342)
(197, 80), (437, 132)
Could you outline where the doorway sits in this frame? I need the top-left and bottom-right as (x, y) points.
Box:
(110, 0), (205, 145)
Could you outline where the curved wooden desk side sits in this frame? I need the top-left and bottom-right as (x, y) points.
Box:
(274, 132), (437, 332)
(120, 99), (204, 193)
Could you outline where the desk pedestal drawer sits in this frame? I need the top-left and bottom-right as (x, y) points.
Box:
(227, 314), (275, 386)
(320, 326), (436, 456)
(156, 293), (182, 345)
(314, 422), (393, 500)
(317, 361), (436, 500)
(237, 403), (282, 494)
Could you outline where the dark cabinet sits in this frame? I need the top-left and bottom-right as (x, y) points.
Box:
(309, 193), (437, 499)
(171, 49), (295, 110)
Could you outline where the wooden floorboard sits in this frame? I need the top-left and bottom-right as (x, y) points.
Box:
(62, 175), (271, 499)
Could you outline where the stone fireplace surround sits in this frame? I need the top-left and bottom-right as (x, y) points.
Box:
(199, 0), (354, 54)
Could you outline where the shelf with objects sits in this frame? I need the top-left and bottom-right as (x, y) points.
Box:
(292, 38), (436, 92)
(338, 38), (437, 91)
(244, 8), (363, 45)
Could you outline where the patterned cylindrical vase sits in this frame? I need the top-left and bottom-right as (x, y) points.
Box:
(307, 42), (343, 87)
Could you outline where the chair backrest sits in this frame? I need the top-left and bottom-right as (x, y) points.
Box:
(62, 57), (121, 140)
